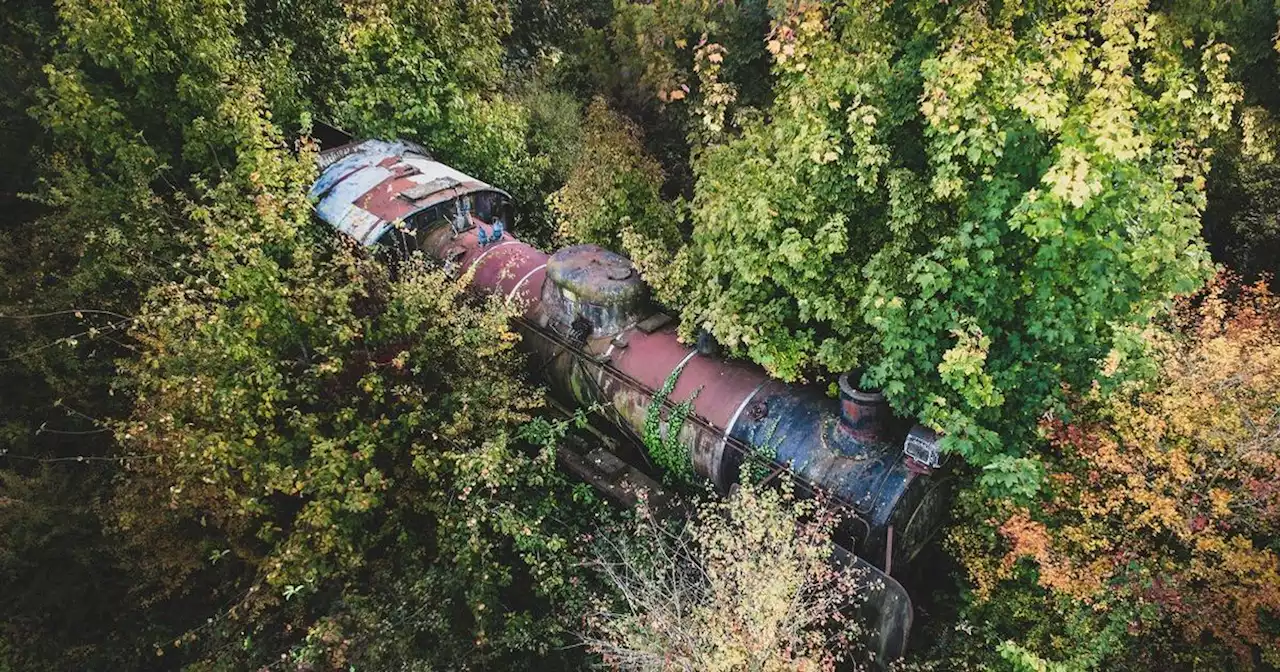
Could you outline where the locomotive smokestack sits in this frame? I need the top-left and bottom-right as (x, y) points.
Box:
(837, 371), (892, 446)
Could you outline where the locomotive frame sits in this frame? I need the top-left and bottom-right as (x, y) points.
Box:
(310, 138), (953, 666)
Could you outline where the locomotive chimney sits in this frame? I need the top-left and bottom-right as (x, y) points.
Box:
(837, 371), (892, 445)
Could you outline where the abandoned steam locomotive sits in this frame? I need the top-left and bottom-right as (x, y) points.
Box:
(310, 139), (950, 663)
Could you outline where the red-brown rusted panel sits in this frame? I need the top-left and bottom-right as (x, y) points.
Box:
(353, 170), (500, 229)
(507, 267), (548, 314)
(355, 174), (421, 224)
(418, 221), (550, 322)
(670, 354), (769, 430)
(608, 330), (691, 392)
(351, 175), (417, 225)
(607, 329), (768, 433)
(469, 241), (537, 289)
(313, 140), (512, 246)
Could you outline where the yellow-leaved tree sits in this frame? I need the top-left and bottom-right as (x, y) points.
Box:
(952, 273), (1280, 670)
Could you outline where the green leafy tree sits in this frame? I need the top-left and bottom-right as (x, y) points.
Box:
(331, 0), (566, 239)
(550, 98), (684, 257)
(2, 0), (607, 668)
(662, 1), (1240, 492)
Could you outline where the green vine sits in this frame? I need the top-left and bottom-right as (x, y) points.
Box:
(738, 418), (783, 486)
(642, 360), (701, 485)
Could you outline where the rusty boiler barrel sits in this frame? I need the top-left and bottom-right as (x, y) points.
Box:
(310, 139), (950, 573)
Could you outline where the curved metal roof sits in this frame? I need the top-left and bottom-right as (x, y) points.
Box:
(310, 139), (509, 246)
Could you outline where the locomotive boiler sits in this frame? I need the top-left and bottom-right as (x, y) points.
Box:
(310, 139), (950, 662)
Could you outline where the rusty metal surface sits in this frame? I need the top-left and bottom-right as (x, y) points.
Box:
(418, 222), (549, 321)
(832, 543), (914, 666)
(838, 372), (894, 447)
(544, 245), (646, 303)
(311, 139), (510, 246)
(311, 142), (946, 580)
(542, 245), (650, 337)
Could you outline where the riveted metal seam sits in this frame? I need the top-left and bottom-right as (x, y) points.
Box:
(720, 381), (768, 451)
(506, 262), (547, 302)
(670, 350), (698, 383)
(596, 340), (619, 386)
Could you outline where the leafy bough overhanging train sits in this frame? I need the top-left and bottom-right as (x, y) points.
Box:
(310, 139), (953, 665)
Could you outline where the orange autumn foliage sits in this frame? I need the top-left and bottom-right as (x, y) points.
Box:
(967, 273), (1280, 668)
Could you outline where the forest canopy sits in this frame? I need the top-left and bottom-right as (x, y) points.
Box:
(2, 0), (1280, 670)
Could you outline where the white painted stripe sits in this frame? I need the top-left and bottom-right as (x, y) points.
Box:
(671, 350), (698, 378)
(316, 165), (394, 242)
(719, 380), (768, 452)
(467, 239), (520, 272)
(657, 350), (701, 443)
(506, 263), (547, 302)
(596, 341), (619, 386)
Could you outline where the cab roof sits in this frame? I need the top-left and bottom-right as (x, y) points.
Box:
(311, 139), (509, 246)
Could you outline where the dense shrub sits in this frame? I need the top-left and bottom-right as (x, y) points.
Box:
(550, 99), (684, 262)
(0, 467), (174, 671)
(1205, 140), (1280, 286)
(586, 482), (872, 671)
(104, 89), (598, 671)
(648, 0), (1242, 495)
(1, 0), (299, 664)
(1, 0), (605, 667)
(1197, 0), (1280, 288)
(947, 274), (1280, 670)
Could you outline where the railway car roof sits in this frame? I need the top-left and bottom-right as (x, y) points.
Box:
(311, 139), (508, 246)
